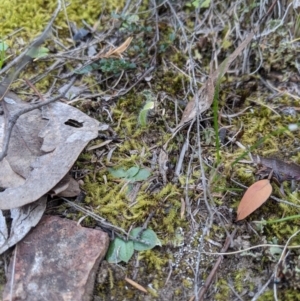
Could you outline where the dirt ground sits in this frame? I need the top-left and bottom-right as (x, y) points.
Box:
(1, 0), (300, 300)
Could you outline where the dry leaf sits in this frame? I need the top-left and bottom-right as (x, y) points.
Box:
(98, 37), (133, 59)
(159, 29), (260, 180)
(0, 92), (100, 209)
(253, 156), (300, 181)
(50, 174), (81, 197)
(0, 196), (46, 254)
(178, 30), (257, 127)
(237, 179), (272, 221)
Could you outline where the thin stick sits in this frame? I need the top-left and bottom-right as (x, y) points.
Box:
(189, 229), (237, 301)
(24, 79), (45, 101)
(9, 244), (18, 301)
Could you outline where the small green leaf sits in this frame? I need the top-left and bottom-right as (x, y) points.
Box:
(75, 63), (101, 74)
(111, 12), (120, 19)
(0, 41), (8, 52)
(192, 0), (210, 8)
(125, 166), (140, 179)
(127, 14), (139, 24)
(109, 167), (151, 182)
(108, 167), (127, 178)
(144, 101), (155, 111)
(192, 0), (200, 7)
(130, 227), (161, 251)
(138, 101), (154, 127)
(27, 46), (49, 59)
(133, 168), (151, 181)
(106, 237), (134, 263)
(169, 32), (176, 42)
(200, 0), (211, 8)
(269, 246), (282, 260)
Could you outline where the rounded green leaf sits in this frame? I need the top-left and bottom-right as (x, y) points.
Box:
(106, 237), (134, 263)
(133, 168), (151, 181)
(127, 14), (139, 24)
(130, 227), (161, 251)
(143, 101), (154, 111)
(108, 167), (127, 178)
(125, 166), (140, 179)
(0, 41), (8, 52)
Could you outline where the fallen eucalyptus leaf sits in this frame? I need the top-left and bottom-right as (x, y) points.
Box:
(0, 196), (46, 254)
(178, 28), (257, 127)
(237, 179), (273, 221)
(0, 92), (100, 209)
(58, 83), (86, 100)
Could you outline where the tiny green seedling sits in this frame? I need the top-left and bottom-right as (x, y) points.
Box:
(138, 101), (154, 127)
(138, 90), (155, 127)
(106, 227), (161, 263)
(75, 58), (136, 75)
(27, 46), (49, 60)
(0, 41), (9, 69)
(186, 0), (211, 8)
(108, 166), (151, 182)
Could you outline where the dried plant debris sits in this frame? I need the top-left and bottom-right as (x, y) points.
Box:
(178, 28), (258, 127)
(49, 174), (81, 197)
(254, 156), (300, 181)
(0, 92), (100, 210)
(236, 179), (273, 221)
(0, 196), (46, 254)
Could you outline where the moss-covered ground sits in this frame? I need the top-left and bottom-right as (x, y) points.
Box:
(1, 0), (300, 300)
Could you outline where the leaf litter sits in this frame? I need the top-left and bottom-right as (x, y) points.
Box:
(0, 1), (104, 258)
(0, 91), (100, 210)
(0, 196), (46, 254)
(236, 179), (273, 221)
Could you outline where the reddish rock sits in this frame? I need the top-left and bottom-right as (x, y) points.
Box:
(3, 215), (109, 301)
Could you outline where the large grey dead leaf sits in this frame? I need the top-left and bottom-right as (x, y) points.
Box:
(0, 196), (46, 254)
(0, 92), (100, 209)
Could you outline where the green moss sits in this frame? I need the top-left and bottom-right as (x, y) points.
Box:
(0, 0), (125, 39)
(259, 289), (300, 301)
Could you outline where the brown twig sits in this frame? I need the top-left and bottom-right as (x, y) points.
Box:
(24, 79), (45, 101)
